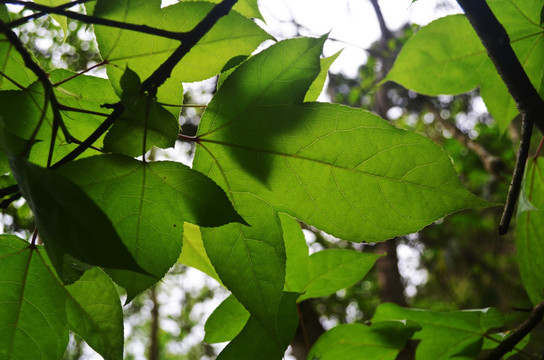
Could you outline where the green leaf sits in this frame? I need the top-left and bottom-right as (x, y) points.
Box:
(9, 155), (148, 281)
(66, 267), (124, 360)
(179, 223), (221, 283)
(281, 213), (382, 300)
(183, 0), (264, 21)
(304, 50), (342, 102)
(308, 321), (421, 360)
(204, 295), (250, 343)
(194, 35), (485, 344)
(372, 303), (504, 359)
(0, 235), (69, 360)
(92, 0), (271, 112)
(516, 158), (544, 304)
(103, 68), (179, 157)
(61, 154), (244, 299)
(216, 292), (299, 360)
(386, 8), (544, 130)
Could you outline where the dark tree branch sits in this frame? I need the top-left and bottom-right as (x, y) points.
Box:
(455, 0), (544, 234)
(483, 299), (544, 360)
(5, 0), (92, 28)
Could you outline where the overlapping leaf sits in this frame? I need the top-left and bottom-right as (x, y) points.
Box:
(61, 154), (243, 299)
(0, 235), (126, 360)
(193, 35), (486, 356)
(281, 213), (382, 301)
(104, 68), (179, 157)
(91, 0), (271, 114)
(372, 303), (505, 359)
(66, 268), (124, 360)
(216, 292), (299, 360)
(308, 321), (420, 360)
(9, 155), (146, 282)
(204, 294), (252, 344)
(516, 158), (544, 304)
(386, 0), (544, 130)
(304, 51), (342, 102)
(0, 235), (68, 360)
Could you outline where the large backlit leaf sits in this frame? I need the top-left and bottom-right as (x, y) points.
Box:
(194, 36), (485, 344)
(9, 155), (147, 281)
(308, 321), (421, 360)
(194, 36), (325, 341)
(66, 268), (124, 360)
(386, 2), (544, 130)
(516, 158), (544, 304)
(92, 0), (271, 111)
(0, 235), (68, 360)
(372, 303), (504, 359)
(61, 154), (243, 299)
(281, 213), (381, 301)
(0, 23), (37, 90)
(204, 294), (250, 344)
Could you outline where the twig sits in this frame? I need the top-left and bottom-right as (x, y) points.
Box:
(456, 0), (544, 234)
(5, 0), (189, 41)
(6, 0), (92, 28)
(483, 299), (544, 359)
(499, 115), (533, 234)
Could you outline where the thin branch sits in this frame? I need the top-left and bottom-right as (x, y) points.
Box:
(4, 0), (188, 41)
(6, 0), (92, 28)
(483, 299), (544, 360)
(53, 60), (107, 87)
(499, 116), (533, 234)
(456, 0), (544, 234)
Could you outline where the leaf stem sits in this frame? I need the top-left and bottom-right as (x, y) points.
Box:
(178, 133), (199, 143)
(52, 60), (108, 87)
(0, 70), (26, 90)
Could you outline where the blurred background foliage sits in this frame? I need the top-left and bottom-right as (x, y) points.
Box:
(2, 1), (542, 359)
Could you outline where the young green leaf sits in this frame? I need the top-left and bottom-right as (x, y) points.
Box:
(204, 295), (250, 344)
(104, 68), (179, 157)
(66, 267), (124, 360)
(92, 0), (271, 111)
(61, 154), (244, 299)
(281, 213), (382, 301)
(372, 303), (504, 359)
(516, 158), (544, 304)
(179, 223), (221, 283)
(308, 321), (421, 360)
(0, 235), (69, 360)
(9, 156), (149, 280)
(0, 35), (38, 90)
(304, 50), (342, 102)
